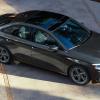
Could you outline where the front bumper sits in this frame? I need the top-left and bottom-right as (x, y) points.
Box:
(91, 65), (100, 83)
(94, 70), (100, 83)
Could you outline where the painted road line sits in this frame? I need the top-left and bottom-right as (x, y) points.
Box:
(0, 64), (13, 100)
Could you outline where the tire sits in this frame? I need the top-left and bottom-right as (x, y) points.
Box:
(0, 45), (13, 64)
(69, 65), (90, 85)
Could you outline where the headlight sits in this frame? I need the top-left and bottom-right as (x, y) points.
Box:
(92, 64), (100, 70)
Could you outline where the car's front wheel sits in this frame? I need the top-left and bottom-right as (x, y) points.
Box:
(69, 65), (90, 85)
(0, 46), (12, 64)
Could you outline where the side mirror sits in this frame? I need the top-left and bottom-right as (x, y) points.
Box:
(50, 45), (59, 52)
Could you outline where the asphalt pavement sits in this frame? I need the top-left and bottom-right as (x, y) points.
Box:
(0, 0), (100, 100)
(0, 63), (100, 100)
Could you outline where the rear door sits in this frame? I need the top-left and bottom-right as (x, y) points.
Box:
(0, 23), (34, 63)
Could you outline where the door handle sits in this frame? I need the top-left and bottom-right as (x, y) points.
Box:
(32, 46), (36, 49)
(5, 38), (9, 41)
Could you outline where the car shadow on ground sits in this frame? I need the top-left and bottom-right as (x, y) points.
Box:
(5, 63), (100, 86)
(4, 63), (74, 85)
(0, 63), (100, 99)
(0, 63), (100, 100)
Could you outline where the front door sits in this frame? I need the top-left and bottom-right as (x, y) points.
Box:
(31, 28), (68, 74)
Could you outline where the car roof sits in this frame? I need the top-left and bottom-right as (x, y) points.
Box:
(12, 10), (69, 31)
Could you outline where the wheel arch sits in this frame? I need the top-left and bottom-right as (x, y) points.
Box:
(67, 63), (91, 79)
(0, 44), (13, 64)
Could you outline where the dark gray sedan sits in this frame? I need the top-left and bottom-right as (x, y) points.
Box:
(0, 11), (100, 85)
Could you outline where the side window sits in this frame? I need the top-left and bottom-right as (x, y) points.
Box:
(1, 25), (20, 35)
(18, 26), (31, 41)
(34, 29), (58, 46)
(1, 25), (33, 41)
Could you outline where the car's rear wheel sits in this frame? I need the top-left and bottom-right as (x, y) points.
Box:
(69, 65), (90, 85)
(0, 46), (12, 64)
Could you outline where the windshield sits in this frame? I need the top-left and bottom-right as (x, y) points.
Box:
(54, 19), (91, 49)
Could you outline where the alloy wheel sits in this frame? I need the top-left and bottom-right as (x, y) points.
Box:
(0, 47), (10, 63)
(70, 66), (89, 85)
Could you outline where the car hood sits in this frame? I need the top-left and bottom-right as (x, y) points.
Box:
(68, 31), (100, 64)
